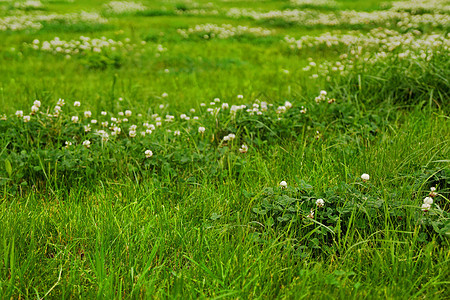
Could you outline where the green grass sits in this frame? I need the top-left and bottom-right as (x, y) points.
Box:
(0, 0), (449, 298)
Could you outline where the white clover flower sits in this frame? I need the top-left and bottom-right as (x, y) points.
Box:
(174, 130), (181, 136)
(320, 90), (327, 96)
(284, 101), (292, 109)
(222, 103), (229, 109)
(130, 124), (137, 131)
(122, 118), (128, 122)
(307, 210), (314, 219)
(198, 126), (205, 133)
(54, 105), (62, 113)
(279, 181), (287, 188)
(118, 112), (124, 116)
(228, 133), (236, 140)
(156, 121), (162, 127)
(16, 110), (24, 118)
(210, 102), (215, 106)
(146, 129), (152, 134)
(23, 115), (31, 122)
(71, 116), (79, 123)
(145, 150), (153, 158)
(161, 92), (168, 98)
(118, 97), (123, 101)
(31, 105), (39, 113)
(91, 119), (98, 124)
(423, 197), (433, 205)
(190, 108), (196, 113)
(101, 111), (107, 116)
(73, 101), (81, 107)
(33, 100), (41, 107)
(140, 131), (146, 137)
(64, 141), (72, 149)
(223, 135), (230, 141)
(239, 144), (248, 153)
(361, 173), (370, 181)
(180, 114), (187, 119)
(316, 198), (325, 207)
(129, 130), (136, 138)
(237, 94), (243, 99)
(421, 203), (431, 212)
(111, 117), (117, 122)
(200, 103), (206, 107)
(84, 125), (91, 132)
(193, 116), (199, 120)
(82, 140), (91, 148)
(430, 187), (436, 192)
(57, 98), (65, 106)
(102, 121), (108, 127)
(84, 111), (92, 118)
(125, 110), (132, 117)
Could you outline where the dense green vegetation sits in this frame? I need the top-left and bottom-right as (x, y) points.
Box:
(0, 0), (449, 298)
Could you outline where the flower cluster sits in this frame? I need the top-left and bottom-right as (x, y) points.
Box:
(13, 0), (44, 10)
(177, 23), (273, 39)
(225, 8), (449, 29)
(103, 1), (147, 14)
(27, 36), (134, 56)
(389, 0), (450, 14)
(0, 11), (108, 32)
(290, 0), (337, 8)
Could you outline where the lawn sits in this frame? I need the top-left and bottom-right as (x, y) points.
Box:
(0, 0), (449, 298)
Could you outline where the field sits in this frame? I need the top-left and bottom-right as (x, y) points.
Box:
(0, 0), (449, 298)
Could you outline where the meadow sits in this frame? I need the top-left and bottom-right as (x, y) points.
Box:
(0, 0), (449, 298)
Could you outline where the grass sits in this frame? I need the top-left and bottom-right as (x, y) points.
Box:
(0, 0), (449, 298)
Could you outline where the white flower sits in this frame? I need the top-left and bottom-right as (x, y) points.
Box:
(180, 114), (187, 119)
(145, 150), (153, 158)
(102, 121), (108, 127)
(198, 126), (205, 133)
(118, 97), (123, 101)
(129, 130), (136, 137)
(423, 197), (433, 205)
(118, 112), (124, 117)
(73, 101), (81, 107)
(421, 203), (431, 212)
(430, 187), (436, 192)
(316, 199), (325, 207)
(71, 116), (79, 123)
(23, 115), (31, 122)
(239, 144), (248, 153)
(125, 110), (132, 117)
(223, 135), (230, 141)
(84, 111), (92, 118)
(320, 90), (327, 96)
(111, 117), (117, 122)
(31, 105), (39, 113)
(307, 210), (314, 219)
(122, 118), (128, 122)
(33, 100), (41, 107)
(156, 121), (162, 127)
(200, 103), (206, 107)
(84, 125), (91, 132)
(15, 110), (24, 118)
(54, 105), (62, 113)
(161, 92), (168, 98)
(64, 141), (72, 149)
(361, 173), (370, 181)
(222, 103), (229, 109)
(82, 140), (91, 148)
(174, 130), (181, 136)
(279, 181), (287, 188)
(237, 94), (243, 99)
(91, 119), (98, 124)
(101, 111), (107, 116)
(228, 133), (236, 140)
(57, 98), (65, 106)
(190, 108), (196, 113)
(284, 101), (292, 109)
